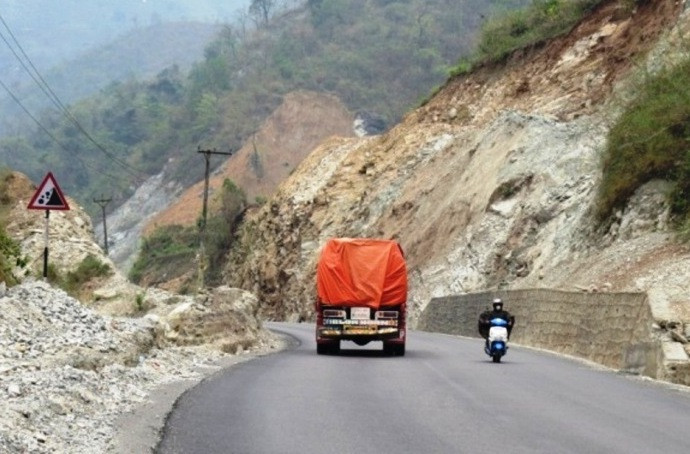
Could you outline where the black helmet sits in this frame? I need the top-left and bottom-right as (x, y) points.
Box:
(492, 298), (503, 311)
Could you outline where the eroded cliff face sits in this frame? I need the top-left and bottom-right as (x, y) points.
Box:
(100, 90), (356, 273)
(142, 90), (355, 235)
(224, 0), (690, 330)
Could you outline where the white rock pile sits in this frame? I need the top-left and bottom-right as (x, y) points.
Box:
(0, 280), (270, 453)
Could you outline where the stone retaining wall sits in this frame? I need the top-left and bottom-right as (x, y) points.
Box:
(417, 289), (661, 379)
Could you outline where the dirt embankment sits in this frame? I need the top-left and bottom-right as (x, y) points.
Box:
(143, 91), (355, 235)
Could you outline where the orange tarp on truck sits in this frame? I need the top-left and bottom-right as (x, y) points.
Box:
(316, 238), (407, 309)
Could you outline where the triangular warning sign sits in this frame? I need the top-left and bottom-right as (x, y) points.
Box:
(27, 172), (70, 210)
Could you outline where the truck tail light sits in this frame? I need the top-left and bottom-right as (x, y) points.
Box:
(375, 311), (399, 320)
(323, 309), (346, 318)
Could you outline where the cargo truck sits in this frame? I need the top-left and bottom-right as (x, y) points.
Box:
(315, 238), (407, 356)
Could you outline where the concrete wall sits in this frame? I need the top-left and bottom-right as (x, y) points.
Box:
(417, 289), (659, 378)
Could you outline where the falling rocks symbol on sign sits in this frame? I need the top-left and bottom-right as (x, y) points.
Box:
(28, 172), (69, 211)
(38, 188), (62, 206)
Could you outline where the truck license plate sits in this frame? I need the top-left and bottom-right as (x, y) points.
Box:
(350, 307), (370, 320)
(344, 325), (376, 334)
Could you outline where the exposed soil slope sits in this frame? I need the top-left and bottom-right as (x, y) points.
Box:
(144, 91), (355, 233)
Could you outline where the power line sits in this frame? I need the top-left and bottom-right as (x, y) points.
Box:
(0, 77), (124, 184)
(0, 15), (66, 115)
(0, 22), (145, 180)
(0, 13), (147, 181)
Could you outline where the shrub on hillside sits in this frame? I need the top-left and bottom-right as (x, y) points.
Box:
(0, 168), (22, 285)
(597, 58), (690, 226)
(46, 254), (112, 298)
(129, 178), (246, 289)
(128, 224), (198, 285)
(0, 167), (12, 207)
(65, 254), (112, 289)
(204, 179), (246, 286)
(450, 0), (603, 76)
(0, 226), (20, 286)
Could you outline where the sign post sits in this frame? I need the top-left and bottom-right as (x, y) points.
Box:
(27, 172), (70, 279)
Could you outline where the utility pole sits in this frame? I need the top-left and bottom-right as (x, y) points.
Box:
(93, 195), (112, 254)
(197, 147), (233, 288)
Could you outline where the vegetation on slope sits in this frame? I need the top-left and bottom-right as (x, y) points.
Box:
(129, 178), (246, 291)
(597, 57), (690, 227)
(0, 169), (23, 286)
(128, 224), (199, 290)
(47, 254), (113, 300)
(450, 0), (604, 76)
(0, 227), (20, 286)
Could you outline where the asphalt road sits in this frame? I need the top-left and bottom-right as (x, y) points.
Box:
(156, 323), (690, 454)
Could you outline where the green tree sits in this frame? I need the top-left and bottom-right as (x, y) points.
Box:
(192, 93), (222, 140)
(220, 178), (247, 223)
(205, 179), (247, 285)
(250, 0), (277, 27)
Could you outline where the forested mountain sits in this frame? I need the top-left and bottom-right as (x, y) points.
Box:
(0, 0), (251, 72)
(0, 22), (223, 134)
(0, 0), (252, 134)
(0, 0), (525, 220)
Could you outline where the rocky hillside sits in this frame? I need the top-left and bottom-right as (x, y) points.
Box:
(144, 90), (356, 233)
(101, 90), (356, 272)
(224, 0), (690, 334)
(0, 171), (279, 452)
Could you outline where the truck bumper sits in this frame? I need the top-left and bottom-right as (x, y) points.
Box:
(317, 326), (402, 342)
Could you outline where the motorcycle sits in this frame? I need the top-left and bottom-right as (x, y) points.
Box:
(484, 317), (509, 363)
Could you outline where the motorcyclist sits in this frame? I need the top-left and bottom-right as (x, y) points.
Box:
(478, 298), (515, 347)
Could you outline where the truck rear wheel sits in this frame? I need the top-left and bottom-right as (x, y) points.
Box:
(394, 343), (405, 356)
(383, 342), (405, 356)
(317, 341), (340, 355)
